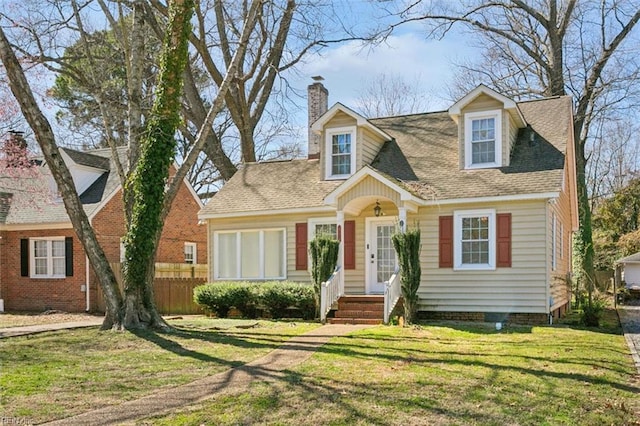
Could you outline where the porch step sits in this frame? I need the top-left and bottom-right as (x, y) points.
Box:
(327, 318), (383, 325)
(329, 295), (384, 325)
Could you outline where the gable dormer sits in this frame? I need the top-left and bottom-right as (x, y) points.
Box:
(448, 85), (527, 170)
(59, 148), (110, 196)
(311, 102), (390, 181)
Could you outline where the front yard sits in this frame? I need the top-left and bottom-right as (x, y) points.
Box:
(1, 315), (638, 425)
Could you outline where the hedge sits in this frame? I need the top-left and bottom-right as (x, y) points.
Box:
(193, 281), (315, 320)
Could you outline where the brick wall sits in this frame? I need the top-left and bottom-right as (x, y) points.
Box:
(1, 178), (206, 313)
(91, 179), (207, 264)
(0, 229), (87, 312)
(417, 310), (552, 325)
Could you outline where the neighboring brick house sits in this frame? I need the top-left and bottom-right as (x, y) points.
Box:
(0, 146), (206, 312)
(199, 82), (578, 325)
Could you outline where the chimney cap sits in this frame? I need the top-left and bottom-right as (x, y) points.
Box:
(311, 75), (324, 82)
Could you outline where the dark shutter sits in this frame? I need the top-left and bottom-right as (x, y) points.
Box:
(344, 220), (356, 270)
(439, 216), (454, 268)
(65, 237), (74, 276)
(20, 238), (29, 277)
(295, 223), (308, 270)
(496, 213), (512, 267)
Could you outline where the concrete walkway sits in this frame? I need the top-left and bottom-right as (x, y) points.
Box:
(0, 318), (104, 338)
(618, 304), (640, 374)
(43, 323), (370, 426)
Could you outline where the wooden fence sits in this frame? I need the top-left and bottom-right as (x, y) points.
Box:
(95, 263), (207, 314)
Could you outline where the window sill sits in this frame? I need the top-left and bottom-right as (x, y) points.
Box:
(464, 163), (501, 170)
(30, 275), (66, 279)
(453, 264), (496, 271)
(325, 174), (351, 180)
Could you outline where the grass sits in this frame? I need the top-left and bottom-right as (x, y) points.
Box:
(0, 317), (319, 423)
(2, 311), (639, 425)
(144, 317), (640, 426)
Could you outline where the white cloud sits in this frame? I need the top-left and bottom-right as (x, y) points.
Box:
(295, 32), (478, 111)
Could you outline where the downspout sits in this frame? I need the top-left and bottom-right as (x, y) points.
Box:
(0, 235), (4, 312)
(85, 254), (90, 312)
(546, 199), (554, 325)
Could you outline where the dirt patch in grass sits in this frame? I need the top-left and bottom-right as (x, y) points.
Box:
(0, 311), (104, 328)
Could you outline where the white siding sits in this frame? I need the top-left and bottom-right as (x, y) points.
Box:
(419, 200), (549, 313)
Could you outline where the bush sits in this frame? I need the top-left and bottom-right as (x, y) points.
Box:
(193, 281), (315, 319)
(193, 282), (236, 318)
(580, 295), (607, 327)
(227, 284), (258, 319)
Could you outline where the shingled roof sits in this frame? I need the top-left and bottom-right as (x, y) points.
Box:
(0, 147), (125, 225)
(371, 96), (570, 200)
(200, 159), (341, 216)
(200, 95), (572, 217)
(61, 147), (111, 170)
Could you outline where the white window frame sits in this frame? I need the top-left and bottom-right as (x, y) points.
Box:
(184, 242), (197, 264)
(120, 238), (126, 263)
(307, 217), (338, 242)
(325, 126), (357, 180)
(213, 228), (286, 280)
(464, 110), (502, 169)
(30, 237), (66, 279)
(453, 209), (496, 271)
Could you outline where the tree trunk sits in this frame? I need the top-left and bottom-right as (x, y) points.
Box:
(122, 0), (194, 330)
(574, 122), (597, 303)
(0, 25), (125, 330)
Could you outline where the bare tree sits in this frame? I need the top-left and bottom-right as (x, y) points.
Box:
(380, 0), (640, 296)
(354, 72), (431, 118)
(0, 0), (262, 330)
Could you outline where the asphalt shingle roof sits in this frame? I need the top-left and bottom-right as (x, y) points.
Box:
(201, 159), (341, 215)
(200, 95), (572, 216)
(0, 147), (125, 225)
(62, 147), (111, 170)
(370, 96), (570, 200)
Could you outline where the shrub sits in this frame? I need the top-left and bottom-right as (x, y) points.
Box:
(392, 226), (422, 325)
(227, 283), (258, 319)
(309, 236), (340, 317)
(193, 283), (235, 318)
(580, 295), (607, 327)
(193, 281), (315, 320)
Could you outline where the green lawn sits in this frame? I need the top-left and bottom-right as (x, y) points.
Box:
(0, 318), (319, 423)
(1, 315), (638, 425)
(145, 321), (640, 426)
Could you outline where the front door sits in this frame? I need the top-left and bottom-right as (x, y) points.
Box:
(366, 218), (397, 294)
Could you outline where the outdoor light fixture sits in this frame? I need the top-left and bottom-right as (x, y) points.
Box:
(374, 200), (382, 217)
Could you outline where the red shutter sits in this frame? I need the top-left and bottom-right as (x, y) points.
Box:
(439, 216), (453, 268)
(295, 223), (308, 270)
(496, 213), (512, 267)
(344, 220), (356, 270)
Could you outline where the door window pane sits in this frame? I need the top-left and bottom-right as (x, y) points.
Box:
(377, 225), (396, 283)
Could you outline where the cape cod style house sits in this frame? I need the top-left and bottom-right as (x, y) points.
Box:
(0, 143), (206, 313)
(198, 80), (578, 325)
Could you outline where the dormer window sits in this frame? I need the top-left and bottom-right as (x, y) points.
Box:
(464, 110), (502, 169)
(326, 126), (356, 179)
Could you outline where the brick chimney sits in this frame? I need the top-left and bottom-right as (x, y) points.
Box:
(307, 76), (328, 159)
(3, 131), (29, 168)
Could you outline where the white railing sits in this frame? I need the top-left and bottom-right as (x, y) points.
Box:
(384, 268), (401, 324)
(320, 266), (343, 322)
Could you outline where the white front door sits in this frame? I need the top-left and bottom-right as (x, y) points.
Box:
(366, 218), (398, 294)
